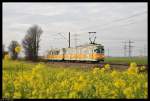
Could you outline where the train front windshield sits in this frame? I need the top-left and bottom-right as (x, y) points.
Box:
(94, 47), (104, 54)
(94, 49), (100, 53)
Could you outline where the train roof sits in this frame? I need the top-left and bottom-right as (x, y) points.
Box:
(63, 43), (103, 50)
(76, 43), (103, 48)
(48, 43), (104, 51)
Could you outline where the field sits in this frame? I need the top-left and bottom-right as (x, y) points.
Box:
(105, 57), (148, 65)
(3, 60), (148, 99)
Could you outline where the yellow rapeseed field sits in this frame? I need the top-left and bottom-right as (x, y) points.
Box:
(2, 60), (147, 99)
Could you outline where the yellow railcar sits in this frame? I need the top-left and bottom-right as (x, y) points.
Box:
(46, 43), (104, 62)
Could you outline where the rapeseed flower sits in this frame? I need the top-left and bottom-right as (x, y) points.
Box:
(3, 60), (148, 99)
(128, 62), (138, 75)
(111, 70), (118, 78)
(14, 92), (21, 98)
(130, 62), (137, 68)
(73, 82), (87, 92)
(123, 87), (134, 98)
(140, 66), (146, 71)
(100, 68), (105, 73)
(104, 64), (110, 70)
(61, 80), (68, 87)
(111, 90), (117, 98)
(114, 79), (126, 88)
(92, 68), (99, 74)
(79, 75), (85, 81)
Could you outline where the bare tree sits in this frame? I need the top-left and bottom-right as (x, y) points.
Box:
(22, 25), (43, 61)
(8, 41), (19, 60)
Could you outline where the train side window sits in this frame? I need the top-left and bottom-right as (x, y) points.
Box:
(66, 50), (68, 54)
(79, 49), (81, 54)
(76, 49), (78, 54)
(60, 50), (62, 54)
(70, 49), (72, 54)
(99, 49), (101, 53)
(84, 49), (86, 54)
(72, 49), (73, 54)
(89, 49), (91, 54)
(56, 51), (59, 55)
(86, 49), (88, 54)
(67, 50), (68, 54)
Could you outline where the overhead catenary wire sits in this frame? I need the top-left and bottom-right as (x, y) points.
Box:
(80, 10), (147, 31)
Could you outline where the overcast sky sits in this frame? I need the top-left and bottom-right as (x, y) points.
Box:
(3, 3), (147, 57)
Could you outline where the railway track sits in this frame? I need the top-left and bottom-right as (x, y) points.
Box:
(39, 59), (148, 70)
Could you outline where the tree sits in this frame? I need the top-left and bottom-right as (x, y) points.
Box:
(22, 25), (43, 61)
(8, 41), (20, 60)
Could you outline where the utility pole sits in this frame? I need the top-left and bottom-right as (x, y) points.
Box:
(128, 40), (134, 57)
(88, 32), (96, 44)
(69, 32), (70, 48)
(122, 42), (127, 57)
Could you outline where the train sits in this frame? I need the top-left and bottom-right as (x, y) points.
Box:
(45, 43), (105, 62)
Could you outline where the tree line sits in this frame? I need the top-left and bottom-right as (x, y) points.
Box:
(3, 24), (43, 61)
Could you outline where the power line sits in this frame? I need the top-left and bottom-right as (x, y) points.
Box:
(57, 33), (69, 42)
(57, 32), (71, 48)
(73, 33), (79, 47)
(81, 10), (147, 31)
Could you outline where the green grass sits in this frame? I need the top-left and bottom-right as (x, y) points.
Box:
(104, 57), (148, 65)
